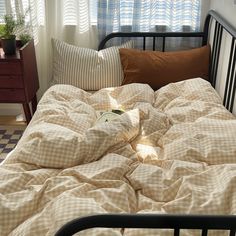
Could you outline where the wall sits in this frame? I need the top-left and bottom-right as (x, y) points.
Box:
(210, 0), (236, 27)
(201, 0), (211, 29)
(0, 104), (22, 116)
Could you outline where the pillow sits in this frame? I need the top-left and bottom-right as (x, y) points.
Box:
(119, 45), (210, 90)
(52, 38), (133, 90)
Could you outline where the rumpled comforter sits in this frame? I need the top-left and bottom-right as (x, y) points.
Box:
(0, 78), (236, 236)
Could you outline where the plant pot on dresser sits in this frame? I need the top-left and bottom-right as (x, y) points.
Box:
(0, 40), (39, 124)
(1, 37), (16, 55)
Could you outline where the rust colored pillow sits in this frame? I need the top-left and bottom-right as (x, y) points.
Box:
(119, 45), (210, 90)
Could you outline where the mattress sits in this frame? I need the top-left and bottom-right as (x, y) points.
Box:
(0, 78), (236, 236)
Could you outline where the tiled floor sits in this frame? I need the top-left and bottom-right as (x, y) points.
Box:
(0, 116), (26, 163)
(0, 128), (24, 151)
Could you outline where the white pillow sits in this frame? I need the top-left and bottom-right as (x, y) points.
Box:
(51, 38), (133, 90)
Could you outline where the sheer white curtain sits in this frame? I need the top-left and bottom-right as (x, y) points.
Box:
(4, 0), (98, 98)
(97, 0), (210, 50)
(37, 0), (97, 97)
(98, 0), (202, 40)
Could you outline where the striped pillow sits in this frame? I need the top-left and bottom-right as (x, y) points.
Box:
(51, 38), (133, 90)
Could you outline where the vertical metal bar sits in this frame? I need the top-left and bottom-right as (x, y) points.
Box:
(223, 38), (235, 106)
(153, 37), (156, 51)
(230, 74), (236, 112)
(203, 13), (212, 46)
(202, 229), (208, 236)
(229, 229), (236, 236)
(174, 228), (180, 236)
(212, 25), (223, 88)
(143, 37), (146, 50)
(229, 45), (236, 112)
(226, 42), (236, 110)
(162, 37), (166, 52)
(212, 22), (222, 88)
(210, 22), (219, 86)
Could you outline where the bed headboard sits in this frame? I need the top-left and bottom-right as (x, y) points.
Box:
(98, 10), (236, 114)
(204, 11), (236, 113)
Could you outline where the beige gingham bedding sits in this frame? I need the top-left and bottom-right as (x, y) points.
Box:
(0, 78), (236, 236)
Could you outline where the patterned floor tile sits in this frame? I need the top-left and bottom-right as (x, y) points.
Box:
(0, 126), (25, 163)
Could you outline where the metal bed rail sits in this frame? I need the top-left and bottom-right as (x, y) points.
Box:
(204, 11), (236, 113)
(98, 10), (236, 113)
(98, 31), (206, 51)
(55, 214), (236, 236)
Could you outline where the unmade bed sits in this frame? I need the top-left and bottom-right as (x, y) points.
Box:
(0, 10), (236, 236)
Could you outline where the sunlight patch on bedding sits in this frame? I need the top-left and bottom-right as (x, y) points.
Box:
(136, 144), (159, 160)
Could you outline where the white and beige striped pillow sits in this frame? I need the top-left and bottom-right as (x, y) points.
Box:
(51, 38), (133, 90)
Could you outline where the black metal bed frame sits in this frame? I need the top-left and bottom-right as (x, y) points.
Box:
(55, 11), (236, 236)
(55, 214), (236, 236)
(99, 10), (236, 113)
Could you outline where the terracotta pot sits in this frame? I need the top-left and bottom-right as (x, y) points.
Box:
(1, 37), (16, 55)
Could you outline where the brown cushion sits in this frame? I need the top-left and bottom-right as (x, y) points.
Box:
(119, 45), (210, 90)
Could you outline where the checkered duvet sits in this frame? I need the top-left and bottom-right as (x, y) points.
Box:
(0, 78), (236, 236)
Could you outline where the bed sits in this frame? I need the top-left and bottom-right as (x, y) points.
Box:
(0, 10), (236, 236)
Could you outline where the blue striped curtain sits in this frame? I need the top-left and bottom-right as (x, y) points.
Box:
(98, 0), (201, 49)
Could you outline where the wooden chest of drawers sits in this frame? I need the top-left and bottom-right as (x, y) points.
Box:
(0, 40), (39, 123)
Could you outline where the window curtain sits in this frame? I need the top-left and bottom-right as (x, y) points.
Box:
(98, 0), (202, 50)
(4, 0), (98, 99)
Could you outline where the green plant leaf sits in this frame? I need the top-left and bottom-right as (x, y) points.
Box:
(0, 9), (32, 40)
(19, 33), (32, 45)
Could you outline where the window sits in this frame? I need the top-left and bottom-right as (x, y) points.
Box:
(63, 0), (97, 25)
(90, 0), (97, 24)
(0, 0), (6, 23)
(2, 1), (201, 30)
(97, 0), (201, 32)
(96, 0), (202, 48)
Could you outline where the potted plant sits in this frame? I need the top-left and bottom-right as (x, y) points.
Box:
(0, 12), (32, 55)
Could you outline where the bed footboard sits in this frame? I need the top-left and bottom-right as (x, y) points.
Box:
(55, 214), (236, 236)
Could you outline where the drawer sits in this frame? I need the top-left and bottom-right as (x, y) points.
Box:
(0, 75), (24, 88)
(0, 61), (22, 75)
(0, 88), (25, 102)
